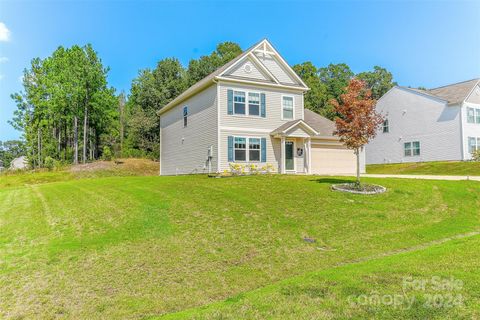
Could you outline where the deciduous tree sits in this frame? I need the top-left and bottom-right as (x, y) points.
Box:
(331, 78), (384, 186)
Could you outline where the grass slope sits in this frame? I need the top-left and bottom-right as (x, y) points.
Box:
(0, 173), (479, 318)
(0, 158), (158, 188)
(367, 161), (480, 176)
(160, 234), (480, 319)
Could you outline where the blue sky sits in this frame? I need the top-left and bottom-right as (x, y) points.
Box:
(0, 0), (479, 140)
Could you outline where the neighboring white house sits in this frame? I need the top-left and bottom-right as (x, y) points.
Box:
(9, 156), (28, 170)
(158, 39), (364, 175)
(366, 79), (480, 164)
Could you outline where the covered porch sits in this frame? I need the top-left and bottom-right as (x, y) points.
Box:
(271, 119), (318, 174)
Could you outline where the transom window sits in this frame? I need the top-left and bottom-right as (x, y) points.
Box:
(249, 138), (261, 161)
(233, 91), (246, 115)
(248, 93), (260, 116)
(467, 107), (480, 124)
(404, 141), (420, 157)
(382, 119), (389, 133)
(183, 106), (188, 127)
(282, 96), (294, 120)
(468, 137), (480, 154)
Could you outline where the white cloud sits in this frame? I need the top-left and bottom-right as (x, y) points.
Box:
(0, 56), (8, 63)
(0, 22), (11, 42)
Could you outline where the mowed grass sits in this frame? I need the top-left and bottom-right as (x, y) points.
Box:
(161, 234), (480, 320)
(0, 173), (479, 319)
(367, 161), (480, 176)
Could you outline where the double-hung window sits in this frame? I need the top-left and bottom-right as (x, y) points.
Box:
(183, 106), (188, 127)
(468, 137), (480, 154)
(467, 108), (475, 123)
(248, 93), (260, 116)
(234, 91), (246, 115)
(228, 89), (265, 117)
(382, 119), (389, 133)
(231, 137), (263, 162)
(234, 137), (247, 161)
(467, 107), (480, 124)
(404, 141), (420, 157)
(249, 138), (261, 161)
(282, 96), (294, 120)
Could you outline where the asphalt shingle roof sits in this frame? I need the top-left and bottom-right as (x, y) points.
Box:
(401, 79), (479, 105)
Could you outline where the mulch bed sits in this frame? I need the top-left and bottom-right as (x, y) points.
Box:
(331, 183), (386, 195)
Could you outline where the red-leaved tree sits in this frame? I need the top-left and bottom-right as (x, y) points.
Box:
(331, 78), (384, 186)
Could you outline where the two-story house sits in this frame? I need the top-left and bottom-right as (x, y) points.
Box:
(366, 79), (480, 164)
(158, 39), (364, 175)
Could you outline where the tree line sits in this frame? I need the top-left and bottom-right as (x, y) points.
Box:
(9, 41), (395, 168)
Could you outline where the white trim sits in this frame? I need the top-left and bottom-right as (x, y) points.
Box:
(284, 139), (296, 172)
(462, 81), (480, 104)
(261, 40), (309, 89)
(228, 87), (265, 118)
(220, 126), (272, 133)
(231, 136), (262, 163)
(403, 140), (421, 157)
(280, 119), (319, 136)
(217, 85), (221, 173)
(397, 86), (448, 104)
(215, 76), (307, 92)
(159, 116), (162, 175)
(460, 104), (465, 160)
(248, 52), (280, 84)
(182, 105), (188, 128)
(307, 138), (312, 174)
(281, 94), (295, 120)
(280, 136), (286, 173)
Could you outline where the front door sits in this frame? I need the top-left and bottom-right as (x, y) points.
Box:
(285, 141), (294, 171)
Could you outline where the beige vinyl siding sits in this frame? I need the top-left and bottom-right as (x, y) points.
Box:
(218, 81), (304, 173)
(311, 139), (365, 174)
(218, 130), (281, 173)
(218, 82), (304, 130)
(293, 138), (305, 173)
(254, 52), (296, 85)
(287, 127), (310, 138)
(160, 85), (218, 175)
(226, 57), (269, 82)
(466, 85), (480, 104)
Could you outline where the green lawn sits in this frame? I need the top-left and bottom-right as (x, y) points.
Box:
(0, 173), (479, 319)
(161, 234), (480, 319)
(367, 161), (480, 176)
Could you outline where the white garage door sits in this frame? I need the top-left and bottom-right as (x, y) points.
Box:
(311, 145), (356, 175)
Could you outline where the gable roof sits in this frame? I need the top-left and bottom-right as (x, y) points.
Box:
(304, 109), (336, 136)
(397, 79), (479, 105)
(271, 119), (319, 136)
(271, 109), (337, 138)
(158, 39), (309, 115)
(428, 78), (479, 105)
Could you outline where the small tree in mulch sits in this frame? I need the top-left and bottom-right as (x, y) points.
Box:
(331, 78), (384, 188)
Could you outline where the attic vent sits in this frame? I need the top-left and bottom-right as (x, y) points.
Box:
(244, 63), (252, 73)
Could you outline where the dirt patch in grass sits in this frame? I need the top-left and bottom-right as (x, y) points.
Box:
(70, 158), (158, 176)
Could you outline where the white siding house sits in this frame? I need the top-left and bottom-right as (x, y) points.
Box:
(158, 39), (363, 176)
(366, 79), (480, 164)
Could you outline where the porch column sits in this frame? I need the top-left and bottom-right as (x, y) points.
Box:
(307, 137), (312, 174)
(280, 137), (285, 174)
